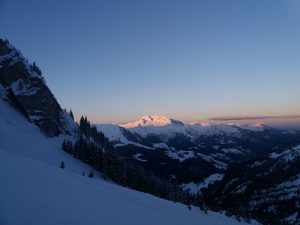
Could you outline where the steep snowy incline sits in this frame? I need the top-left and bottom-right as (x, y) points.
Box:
(0, 149), (259, 225)
(0, 96), (87, 174)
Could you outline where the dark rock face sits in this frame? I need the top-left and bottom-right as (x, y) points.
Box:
(0, 39), (71, 136)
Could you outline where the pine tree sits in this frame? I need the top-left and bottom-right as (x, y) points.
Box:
(62, 139), (67, 151)
(31, 62), (42, 75)
(69, 109), (74, 120)
(79, 116), (85, 130)
(88, 170), (94, 178)
(79, 115), (90, 134)
(60, 161), (65, 169)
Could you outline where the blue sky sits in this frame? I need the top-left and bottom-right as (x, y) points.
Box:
(1, 0), (300, 127)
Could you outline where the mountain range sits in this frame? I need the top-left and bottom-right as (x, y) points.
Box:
(96, 115), (300, 182)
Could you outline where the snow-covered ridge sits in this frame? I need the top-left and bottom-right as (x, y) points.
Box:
(97, 115), (269, 144)
(269, 144), (300, 161)
(0, 39), (43, 80)
(181, 173), (224, 194)
(121, 115), (184, 128)
(120, 115), (267, 130)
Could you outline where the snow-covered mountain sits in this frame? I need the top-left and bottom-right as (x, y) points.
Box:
(97, 115), (269, 145)
(120, 115), (186, 140)
(122, 115), (184, 128)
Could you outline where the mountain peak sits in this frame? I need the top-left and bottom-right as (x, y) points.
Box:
(252, 123), (266, 128)
(142, 115), (171, 123)
(121, 115), (184, 128)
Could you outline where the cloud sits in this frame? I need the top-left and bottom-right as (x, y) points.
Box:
(209, 115), (300, 121)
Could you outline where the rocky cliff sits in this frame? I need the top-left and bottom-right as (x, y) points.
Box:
(0, 39), (75, 136)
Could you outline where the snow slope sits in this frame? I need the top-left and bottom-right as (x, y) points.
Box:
(96, 124), (128, 143)
(0, 96), (259, 225)
(0, 96), (88, 173)
(0, 149), (258, 225)
(269, 144), (300, 161)
(181, 173), (224, 194)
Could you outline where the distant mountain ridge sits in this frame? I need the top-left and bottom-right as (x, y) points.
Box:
(121, 115), (184, 128)
(96, 115), (300, 183)
(98, 115), (268, 144)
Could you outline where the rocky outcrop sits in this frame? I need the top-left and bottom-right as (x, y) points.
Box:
(0, 39), (75, 136)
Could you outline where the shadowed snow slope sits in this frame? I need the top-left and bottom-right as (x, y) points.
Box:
(0, 149), (258, 225)
(0, 97), (258, 225)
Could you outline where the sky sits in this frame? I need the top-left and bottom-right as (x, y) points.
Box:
(0, 0), (300, 128)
